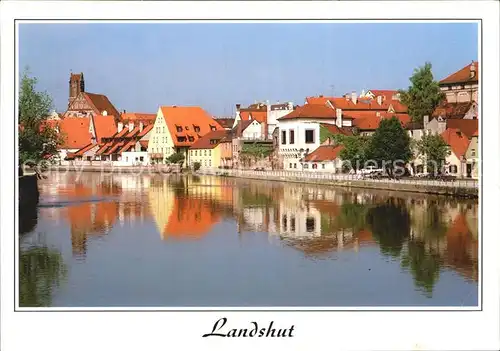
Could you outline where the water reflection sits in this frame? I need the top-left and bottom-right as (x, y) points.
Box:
(21, 173), (478, 305)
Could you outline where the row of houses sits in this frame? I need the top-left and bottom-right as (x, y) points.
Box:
(49, 61), (479, 178)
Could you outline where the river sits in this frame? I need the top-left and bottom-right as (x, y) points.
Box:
(18, 172), (479, 307)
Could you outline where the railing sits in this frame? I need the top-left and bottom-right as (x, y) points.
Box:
(199, 169), (479, 189)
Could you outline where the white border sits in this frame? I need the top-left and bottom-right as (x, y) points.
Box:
(2, 1), (499, 350)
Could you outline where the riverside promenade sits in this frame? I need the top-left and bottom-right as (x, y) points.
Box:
(46, 164), (479, 198)
(198, 169), (479, 198)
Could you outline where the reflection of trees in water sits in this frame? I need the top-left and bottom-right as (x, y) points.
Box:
(401, 239), (443, 297)
(366, 198), (411, 258)
(19, 245), (67, 307)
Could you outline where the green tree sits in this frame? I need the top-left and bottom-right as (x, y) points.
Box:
(166, 152), (185, 165)
(19, 68), (62, 166)
(367, 117), (412, 177)
(414, 133), (450, 175)
(333, 134), (371, 171)
(366, 199), (411, 258)
(19, 246), (67, 307)
(193, 161), (201, 171)
(399, 62), (445, 124)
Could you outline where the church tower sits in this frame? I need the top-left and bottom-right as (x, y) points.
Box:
(68, 72), (85, 108)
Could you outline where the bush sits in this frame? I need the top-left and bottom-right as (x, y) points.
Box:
(193, 162), (201, 171)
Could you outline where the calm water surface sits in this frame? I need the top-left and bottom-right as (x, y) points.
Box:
(19, 172), (478, 307)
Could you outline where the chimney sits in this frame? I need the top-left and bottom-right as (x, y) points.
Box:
(423, 115), (429, 128)
(128, 122), (134, 132)
(351, 91), (357, 104)
(377, 95), (383, 105)
(123, 109), (126, 114)
(139, 121), (144, 132)
(118, 122), (123, 132)
(345, 94), (350, 101)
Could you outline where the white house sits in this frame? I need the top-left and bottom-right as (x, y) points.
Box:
(276, 104), (353, 170)
(267, 101), (294, 139)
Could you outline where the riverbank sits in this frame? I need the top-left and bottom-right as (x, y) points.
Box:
(200, 169), (479, 198)
(46, 165), (478, 198)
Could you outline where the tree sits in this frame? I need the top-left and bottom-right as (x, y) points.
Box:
(166, 152), (185, 165)
(193, 161), (201, 172)
(414, 133), (450, 175)
(367, 117), (412, 177)
(399, 62), (445, 124)
(18, 68), (61, 166)
(333, 134), (371, 172)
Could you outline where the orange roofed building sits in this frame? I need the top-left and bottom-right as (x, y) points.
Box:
(439, 61), (478, 104)
(147, 106), (223, 166)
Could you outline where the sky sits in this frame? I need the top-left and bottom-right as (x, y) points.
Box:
(19, 22), (478, 116)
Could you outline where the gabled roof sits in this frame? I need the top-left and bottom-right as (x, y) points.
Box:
(59, 117), (92, 149)
(159, 106), (223, 147)
(368, 89), (398, 98)
(240, 111), (267, 124)
(84, 92), (120, 118)
(446, 119), (478, 139)
(440, 61), (479, 85)
(278, 104), (337, 120)
(93, 115), (117, 142)
(440, 128), (471, 158)
(189, 130), (230, 150)
(307, 95), (407, 113)
(303, 145), (344, 162)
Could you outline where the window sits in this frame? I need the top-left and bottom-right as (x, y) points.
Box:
(163, 127), (165, 133)
(209, 159), (211, 166)
(176, 126), (183, 133)
(305, 129), (314, 143)
(208, 150), (211, 156)
(281, 130), (287, 144)
(312, 163), (318, 169)
(449, 165), (458, 173)
(194, 126), (201, 133)
(86, 156), (91, 161)
(306, 217), (315, 232)
(126, 157), (129, 162)
(204, 160), (207, 166)
(282, 215), (288, 231)
(294, 163), (297, 169)
(135, 157), (139, 161)
(303, 163), (309, 169)
(140, 156), (144, 162)
(290, 216), (296, 232)
(289, 163), (293, 168)
(289, 130), (295, 144)
(322, 164), (325, 169)
(204, 150), (207, 156)
(471, 149), (476, 156)
(195, 150), (198, 156)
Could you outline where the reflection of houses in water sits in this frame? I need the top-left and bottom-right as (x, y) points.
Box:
(148, 176), (232, 240)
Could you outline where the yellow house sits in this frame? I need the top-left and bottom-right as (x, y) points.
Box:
(147, 106), (223, 165)
(189, 130), (231, 169)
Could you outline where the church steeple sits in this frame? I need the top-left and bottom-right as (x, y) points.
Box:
(68, 71), (85, 108)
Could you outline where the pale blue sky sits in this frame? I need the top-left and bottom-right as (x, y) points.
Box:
(19, 22), (478, 116)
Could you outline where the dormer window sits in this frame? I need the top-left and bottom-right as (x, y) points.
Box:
(176, 125), (183, 133)
(188, 136), (194, 142)
(210, 125), (216, 131)
(185, 126), (189, 130)
(194, 125), (201, 133)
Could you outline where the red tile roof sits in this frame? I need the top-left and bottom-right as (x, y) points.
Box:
(320, 123), (353, 136)
(160, 106), (223, 147)
(84, 92), (120, 118)
(125, 126), (141, 138)
(353, 113), (411, 131)
(215, 118), (235, 129)
(95, 142), (113, 155)
(59, 118), (92, 149)
(139, 140), (149, 148)
(440, 61), (479, 85)
(239, 111), (267, 124)
(307, 95), (407, 113)
(305, 96), (330, 105)
(441, 128), (470, 158)
(303, 145), (344, 162)
(120, 140), (137, 153)
(190, 130), (230, 150)
(120, 113), (156, 124)
(104, 141), (124, 155)
(138, 124), (154, 138)
(445, 119), (478, 139)
(278, 104), (337, 120)
(368, 89), (398, 98)
(74, 143), (97, 156)
(432, 102), (475, 119)
(92, 115), (117, 142)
